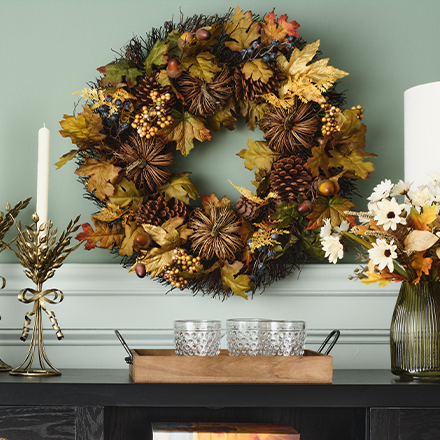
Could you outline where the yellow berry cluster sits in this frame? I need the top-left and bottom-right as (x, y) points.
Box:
(131, 91), (173, 138)
(351, 104), (364, 120)
(160, 247), (201, 290)
(320, 97), (341, 136)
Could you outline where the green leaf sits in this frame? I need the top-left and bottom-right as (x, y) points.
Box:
(271, 201), (300, 229)
(97, 59), (144, 88)
(165, 29), (181, 58)
(109, 178), (145, 211)
(144, 40), (169, 76)
(179, 52), (221, 82)
(300, 229), (324, 260)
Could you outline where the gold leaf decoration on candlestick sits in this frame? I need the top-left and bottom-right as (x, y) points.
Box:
(7, 213), (81, 376)
(0, 198), (31, 372)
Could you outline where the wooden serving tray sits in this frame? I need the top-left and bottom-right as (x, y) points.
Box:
(129, 349), (332, 383)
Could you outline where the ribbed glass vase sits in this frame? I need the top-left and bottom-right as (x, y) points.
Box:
(390, 281), (440, 380)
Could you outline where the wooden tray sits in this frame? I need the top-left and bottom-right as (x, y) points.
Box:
(129, 349), (332, 383)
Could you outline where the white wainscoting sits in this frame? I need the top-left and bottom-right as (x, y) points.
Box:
(0, 263), (399, 370)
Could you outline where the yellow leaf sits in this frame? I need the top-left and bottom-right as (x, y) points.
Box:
(76, 218), (124, 250)
(74, 158), (121, 200)
(160, 110), (211, 156)
(92, 203), (129, 223)
(404, 230), (439, 252)
(55, 149), (80, 169)
(242, 59), (273, 84)
(411, 252), (433, 283)
(119, 222), (144, 257)
(237, 139), (281, 182)
(157, 173), (199, 204)
(238, 100), (268, 131)
(229, 180), (277, 206)
(59, 105), (106, 146)
(179, 52), (222, 82)
(220, 260), (253, 299)
(205, 98), (238, 131)
(183, 23), (223, 56)
(109, 178), (145, 211)
(328, 148), (375, 180)
(407, 205), (438, 231)
(306, 141), (330, 177)
(224, 6), (261, 52)
(360, 271), (392, 288)
(201, 193), (231, 215)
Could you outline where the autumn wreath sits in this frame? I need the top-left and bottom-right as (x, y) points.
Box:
(58, 6), (375, 299)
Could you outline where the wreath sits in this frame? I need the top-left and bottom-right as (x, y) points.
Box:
(58, 6), (375, 299)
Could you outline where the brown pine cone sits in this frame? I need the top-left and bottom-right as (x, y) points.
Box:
(136, 197), (188, 226)
(174, 64), (233, 116)
(270, 156), (313, 204)
(233, 63), (285, 102)
(134, 72), (176, 112)
(259, 99), (318, 155)
(235, 195), (259, 221)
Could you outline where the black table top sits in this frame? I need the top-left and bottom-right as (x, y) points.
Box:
(0, 369), (439, 408)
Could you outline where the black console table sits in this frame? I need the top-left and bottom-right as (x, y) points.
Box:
(0, 369), (439, 440)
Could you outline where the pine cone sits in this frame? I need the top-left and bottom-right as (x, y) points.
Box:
(233, 63), (285, 102)
(136, 197), (188, 226)
(270, 156), (313, 204)
(259, 99), (318, 155)
(235, 195), (259, 221)
(134, 72), (176, 112)
(174, 64), (233, 116)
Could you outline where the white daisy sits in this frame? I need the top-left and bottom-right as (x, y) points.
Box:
(320, 218), (333, 239)
(368, 239), (397, 272)
(427, 171), (440, 182)
(390, 179), (412, 197)
(374, 198), (406, 231)
(334, 219), (350, 233)
(406, 187), (433, 207)
(322, 235), (344, 264)
(367, 179), (394, 203)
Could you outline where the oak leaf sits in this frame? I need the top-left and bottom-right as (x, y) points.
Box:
(224, 6), (261, 52)
(411, 252), (433, 283)
(404, 230), (439, 252)
(407, 205), (438, 231)
(109, 178), (145, 211)
(59, 105), (106, 147)
(75, 218), (124, 251)
(144, 40), (169, 76)
(260, 11), (300, 45)
(237, 139), (281, 182)
(160, 110), (211, 156)
(97, 59), (144, 88)
(307, 195), (354, 229)
(157, 173), (199, 204)
(238, 100), (268, 131)
(75, 158), (121, 201)
(92, 203), (129, 223)
(242, 59), (273, 84)
(360, 269), (404, 288)
(179, 52), (221, 82)
(220, 260), (253, 299)
(328, 148), (375, 180)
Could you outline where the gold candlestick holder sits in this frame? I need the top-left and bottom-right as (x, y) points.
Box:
(7, 212), (80, 376)
(0, 198), (31, 372)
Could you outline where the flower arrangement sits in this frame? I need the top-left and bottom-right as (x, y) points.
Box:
(321, 175), (440, 286)
(58, 6), (374, 299)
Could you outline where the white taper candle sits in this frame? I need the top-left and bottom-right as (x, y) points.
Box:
(36, 124), (50, 227)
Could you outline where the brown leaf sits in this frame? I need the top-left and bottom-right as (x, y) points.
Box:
(201, 192), (231, 215)
(75, 218), (124, 251)
(307, 195), (354, 229)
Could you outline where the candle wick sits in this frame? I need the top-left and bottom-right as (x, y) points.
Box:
(43, 123), (46, 128)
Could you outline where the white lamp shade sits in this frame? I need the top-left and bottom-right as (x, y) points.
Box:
(404, 81), (440, 187)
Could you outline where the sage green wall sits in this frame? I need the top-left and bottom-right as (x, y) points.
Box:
(0, 0), (439, 264)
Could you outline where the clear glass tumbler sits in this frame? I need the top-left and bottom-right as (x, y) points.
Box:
(174, 320), (222, 356)
(259, 320), (306, 356)
(226, 318), (269, 356)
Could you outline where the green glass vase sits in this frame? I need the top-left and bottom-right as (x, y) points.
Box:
(390, 281), (440, 380)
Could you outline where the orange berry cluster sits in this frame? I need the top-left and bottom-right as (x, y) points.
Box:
(160, 247), (201, 290)
(351, 104), (364, 120)
(320, 97), (341, 136)
(131, 91), (173, 138)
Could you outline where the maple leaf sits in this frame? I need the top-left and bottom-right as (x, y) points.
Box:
(59, 105), (106, 148)
(134, 218), (193, 277)
(407, 205), (438, 231)
(277, 40), (348, 102)
(92, 203), (129, 223)
(119, 221), (145, 256)
(183, 23), (223, 56)
(159, 110), (211, 156)
(260, 11), (300, 45)
(224, 6), (261, 52)
(76, 218), (124, 251)
(237, 139), (281, 182)
(307, 195), (354, 229)
(179, 52), (222, 82)
(157, 173), (199, 204)
(201, 192), (231, 215)
(328, 148), (375, 180)
(220, 260), (254, 299)
(404, 230), (439, 252)
(108, 178), (145, 211)
(75, 158), (121, 201)
(361, 270), (398, 288)
(411, 252), (433, 283)
(307, 141), (330, 177)
(271, 201), (300, 229)
(165, 29), (181, 58)
(238, 100), (268, 131)
(144, 40), (169, 76)
(97, 59), (144, 88)
(242, 59), (273, 84)
(205, 98), (238, 131)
